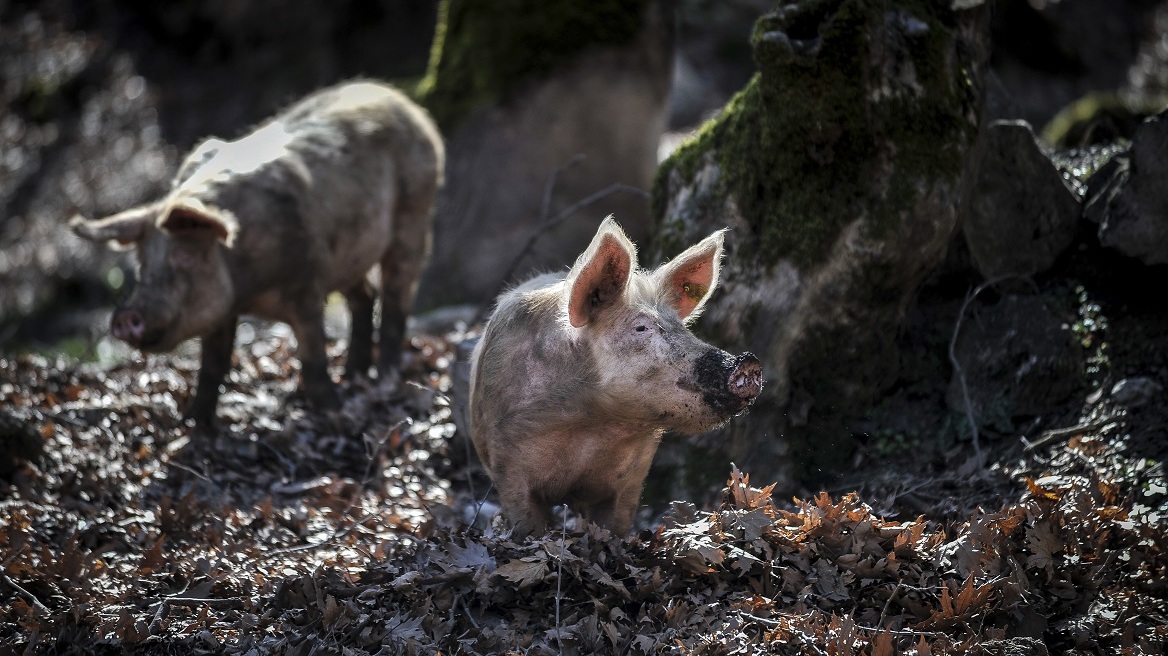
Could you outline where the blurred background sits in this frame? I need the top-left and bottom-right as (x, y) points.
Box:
(2, 0), (1168, 356)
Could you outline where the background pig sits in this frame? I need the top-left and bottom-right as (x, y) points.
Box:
(71, 81), (444, 426)
(469, 216), (762, 537)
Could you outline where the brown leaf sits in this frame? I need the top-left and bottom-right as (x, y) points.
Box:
(494, 557), (549, 589)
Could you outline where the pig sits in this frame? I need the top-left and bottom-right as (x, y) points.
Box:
(468, 216), (762, 537)
(70, 81), (444, 426)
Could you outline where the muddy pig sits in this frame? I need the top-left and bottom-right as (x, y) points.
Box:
(469, 216), (762, 537)
(71, 81), (444, 426)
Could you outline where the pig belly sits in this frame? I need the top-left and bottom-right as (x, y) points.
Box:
(526, 427), (657, 500)
(325, 207), (393, 291)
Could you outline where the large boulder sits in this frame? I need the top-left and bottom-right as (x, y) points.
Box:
(415, 0), (675, 309)
(1085, 108), (1168, 265)
(647, 0), (989, 501)
(960, 120), (1081, 280)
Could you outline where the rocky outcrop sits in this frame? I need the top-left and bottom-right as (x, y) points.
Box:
(1085, 108), (1168, 265)
(647, 0), (989, 500)
(415, 0), (675, 309)
(947, 294), (1084, 425)
(961, 120), (1081, 280)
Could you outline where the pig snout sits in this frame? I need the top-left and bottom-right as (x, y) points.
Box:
(111, 308), (145, 346)
(693, 349), (764, 416)
(728, 353), (762, 401)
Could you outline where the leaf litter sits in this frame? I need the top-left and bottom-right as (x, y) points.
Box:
(1, 323), (1165, 655)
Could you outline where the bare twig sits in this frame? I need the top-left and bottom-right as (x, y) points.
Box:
(879, 578), (904, 627)
(555, 503), (568, 655)
(158, 596), (244, 610)
(474, 154), (650, 324)
(1, 570), (51, 616)
(257, 511), (380, 560)
(1023, 419), (1114, 453)
(468, 482), (494, 531)
(948, 275), (1036, 463)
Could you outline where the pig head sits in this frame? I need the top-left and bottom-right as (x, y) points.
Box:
(469, 216), (762, 538)
(70, 202), (236, 353)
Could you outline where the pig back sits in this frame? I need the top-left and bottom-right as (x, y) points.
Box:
(276, 82), (444, 290)
(173, 81), (443, 302)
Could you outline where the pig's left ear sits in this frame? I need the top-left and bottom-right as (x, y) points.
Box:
(567, 216), (637, 328)
(654, 229), (726, 322)
(159, 202), (237, 246)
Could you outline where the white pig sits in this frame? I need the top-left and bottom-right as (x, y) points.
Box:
(469, 216), (762, 537)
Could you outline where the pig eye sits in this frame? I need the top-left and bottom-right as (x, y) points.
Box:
(635, 326), (648, 332)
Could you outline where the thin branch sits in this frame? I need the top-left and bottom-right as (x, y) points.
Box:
(474, 154), (650, 326)
(555, 503), (568, 656)
(158, 596), (244, 610)
(948, 275), (1036, 463)
(541, 153), (587, 223)
(1, 571), (52, 616)
(1023, 419), (1115, 453)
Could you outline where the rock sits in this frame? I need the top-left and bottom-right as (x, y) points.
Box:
(646, 0), (989, 500)
(961, 120), (1081, 280)
(1110, 376), (1164, 407)
(1087, 108), (1168, 264)
(947, 294), (1084, 425)
(415, 0), (675, 309)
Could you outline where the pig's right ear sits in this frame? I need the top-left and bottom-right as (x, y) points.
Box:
(566, 217), (637, 328)
(69, 204), (157, 249)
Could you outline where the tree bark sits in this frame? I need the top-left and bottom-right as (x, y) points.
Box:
(415, 0), (675, 309)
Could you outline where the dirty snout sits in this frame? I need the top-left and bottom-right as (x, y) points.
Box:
(694, 349), (763, 415)
(110, 306), (170, 351)
(111, 307), (145, 346)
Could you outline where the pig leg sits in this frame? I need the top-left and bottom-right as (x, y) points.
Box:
(185, 317), (237, 427)
(289, 305), (340, 409)
(377, 200), (433, 374)
(498, 481), (553, 540)
(343, 281), (375, 380)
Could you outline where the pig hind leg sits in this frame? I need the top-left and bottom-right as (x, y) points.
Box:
(185, 317), (237, 428)
(343, 280), (375, 380)
(377, 193), (434, 373)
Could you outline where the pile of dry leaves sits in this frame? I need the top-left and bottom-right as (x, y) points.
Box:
(1, 325), (1165, 655)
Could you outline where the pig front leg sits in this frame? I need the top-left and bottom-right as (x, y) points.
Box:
(185, 317), (237, 427)
(343, 281), (375, 380)
(289, 306), (340, 409)
(497, 479), (553, 540)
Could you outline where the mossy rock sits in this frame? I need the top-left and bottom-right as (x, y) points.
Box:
(648, 0), (988, 499)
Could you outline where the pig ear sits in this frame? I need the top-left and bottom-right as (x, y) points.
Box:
(69, 204), (157, 249)
(654, 229), (726, 322)
(159, 203), (236, 246)
(566, 216), (637, 328)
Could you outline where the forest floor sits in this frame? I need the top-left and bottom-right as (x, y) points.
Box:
(2, 296), (1166, 655)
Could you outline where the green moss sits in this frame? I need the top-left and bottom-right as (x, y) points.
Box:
(418, 0), (649, 131)
(1041, 91), (1168, 148)
(653, 0), (975, 270)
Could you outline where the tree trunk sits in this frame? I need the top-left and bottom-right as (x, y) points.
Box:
(415, 0), (675, 309)
(646, 0), (990, 503)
